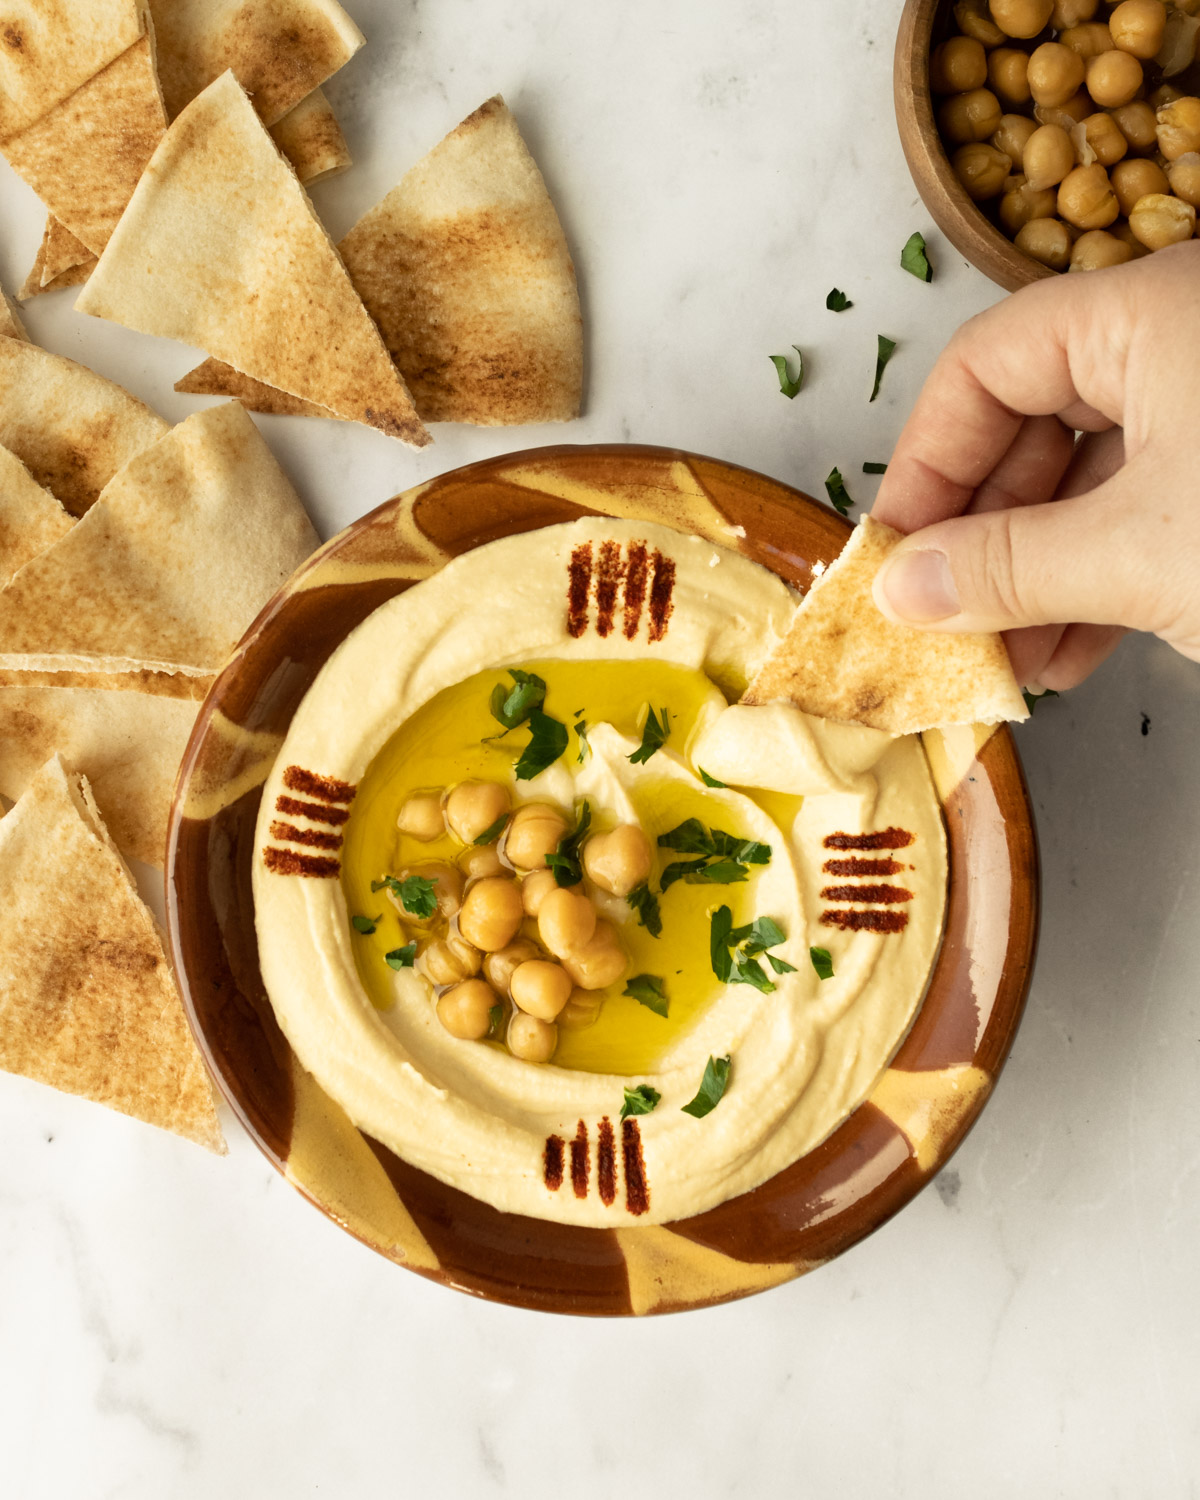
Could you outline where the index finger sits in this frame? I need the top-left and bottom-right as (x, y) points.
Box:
(872, 265), (1135, 534)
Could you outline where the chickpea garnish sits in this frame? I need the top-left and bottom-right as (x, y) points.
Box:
(389, 862), (462, 925)
(952, 141), (1013, 198)
(1111, 155), (1169, 215)
(930, 35), (988, 93)
(557, 988), (603, 1031)
(939, 87), (1004, 145)
(460, 842), (504, 880)
(993, 112), (1039, 167)
(396, 792), (444, 842)
(582, 825), (653, 898)
(507, 1011), (558, 1063)
(1157, 97), (1200, 161)
(1128, 190), (1197, 247)
(483, 938), (541, 997)
(1024, 123), (1077, 188)
(999, 179), (1059, 232)
(436, 979), (496, 1041)
(538, 885), (597, 958)
(509, 960), (573, 1022)
(988, 47), (1033, 106)
(1107, 0), (1167, 61)
(1110, 100), (1158, 154)
(1167, 153), (1200, 207)
(1085, 49), (1143, 109)
(1028, 42), (1086, 107)
(1015, 216), (1074, 268)
(1068, 227), (1134, 268)
(1059, 22), (1115, 58)
(954, 0), (1008, 48)
(560, 919), (627, 991)
(444, 780), (509, 845)
(457, 875), (524, 952)
(990, 0), (1055, 41)
(520, 867), (559, 917)
(1074, 112), (1127, 167)
(419, 932), (482, 987)
(1050, 0), (1097, 27)
(1057, 163), (1120, 227)
(504, 802), (570, 870)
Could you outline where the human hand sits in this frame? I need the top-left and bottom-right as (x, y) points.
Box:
(870, 241), (1200, 691)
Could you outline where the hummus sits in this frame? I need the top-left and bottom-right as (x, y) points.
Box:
(253, 518), (947, 1227)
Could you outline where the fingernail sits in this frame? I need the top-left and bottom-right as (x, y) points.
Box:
(879, 548), (961, 623)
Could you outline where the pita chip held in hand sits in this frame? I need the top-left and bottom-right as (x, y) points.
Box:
(0, 754), (225, 1153)
(177, 94), (583, 428)
(0, 401), (319, 677)
(742, 516), (1028, 735)
(77, 71), (430, 447)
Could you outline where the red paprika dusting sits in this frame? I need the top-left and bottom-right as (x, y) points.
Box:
(622, 1119), (650, 1216)
(282, 766), (356, 804)
(623, 542), (650, 639)
(566, 543), (593, 637)
(263, 846), (340, 878)
(821, 908), (909, 933)
(543, 1135), (565, 1191)
(597, 1117), (617, 1205)
(275, 794), (350, 826)
(269, 821), (342, 851)
(570, 1120), (589, 1198)
(820, 883), (913, 904)
(823, 827), (914, 850)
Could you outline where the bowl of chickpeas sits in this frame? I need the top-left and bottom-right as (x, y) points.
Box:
(896, 0), (1200, 286)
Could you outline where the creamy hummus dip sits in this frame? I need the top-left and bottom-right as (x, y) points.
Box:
(253, 519), (947, 1227)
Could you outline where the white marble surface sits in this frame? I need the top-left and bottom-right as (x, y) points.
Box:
(2, 2), (1199, 1495)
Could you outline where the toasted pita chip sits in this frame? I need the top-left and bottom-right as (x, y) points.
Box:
(39, 215), (93, 285)
(0, 754), (225, 1151)
(20, 229), (97, 299)
(0, 0), (145, 139)
(147, 0), (364, 127)
(0, 285), (27, 339)
(0, 682), (197, 864)
(0, 401), (318, 675)
(742, 516), (1029, 734)
(0, 442), (72, 583)
(1, 34), (167, 258)
(175, 357), (325, 414)
(0, 336), (168, 515)
(0, 665), (214, 699)
(78, 72), (430, 446)
(269, 86), (351, 184)
(179, 95), (583, 427)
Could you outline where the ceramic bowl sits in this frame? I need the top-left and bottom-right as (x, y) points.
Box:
(165, 444), (1038, 1316)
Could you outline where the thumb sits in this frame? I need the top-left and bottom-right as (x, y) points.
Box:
(872, 474), (1163, 638)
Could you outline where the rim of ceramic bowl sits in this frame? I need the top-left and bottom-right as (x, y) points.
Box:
(165, 442), (1039, 1317)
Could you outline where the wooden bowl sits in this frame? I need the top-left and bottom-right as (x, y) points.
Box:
(165, 445), (1039, 1316)
(895, 0), (1055, 291)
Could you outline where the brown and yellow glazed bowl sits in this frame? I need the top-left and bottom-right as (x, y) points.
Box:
(165, 444), (1038, 1316)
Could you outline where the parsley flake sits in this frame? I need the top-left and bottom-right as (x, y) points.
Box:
(473, 814), (508, 846)
(709, 907), (795, 992)
(681, 1055), (731, 1119)
(621, 1084), (662, 1122)
(351, 914), (379, 935)
(826, 288), (853, 312)
(624, 974), (668, 1017)
(575, 718), (590, 763)
(698, 767), (727, 788)
(809, 946), (835, 981)
(870, 335), (898, 403)
(514, 708), (569, 781)
(545, 801), (591, 888)
(659, 818), (770, 889)
(385, 943), (417, 970)
(863, 461), (888, 475)
(372, 874), (439, 919)
(627, 880), (662, 937)
(1022, 687), (1060, 715)
(825, 467), (853, 517)
(488, 1003), (503, 1034)
(769, 346), (804, 399)
(901, 231), (933, 283)
(489, 669), (546, 730)
(628, 706), (669, 765)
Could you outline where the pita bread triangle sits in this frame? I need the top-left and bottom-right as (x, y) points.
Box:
(0, 754), (225, 1152)
(0, 335), (168, 515)
(0, 0), (145, 139)
(0, 285), (28, 339)
(742, 515), (1029, 734)
(40, 215), (94, 286)
(269, 86), (351, 185)
(0, 441), (73, 584)
(1, 33), (168, 258)
(0, 401), (318, 675)
(147, 0), (364, 127)
(77, 71), (430, 446)
(177, 95), (584, 427)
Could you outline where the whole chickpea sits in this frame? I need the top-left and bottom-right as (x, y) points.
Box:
(560, 920), (627, 991)
(582, 825), (653, 898)
(1110, 154), (1169, 213)
(457, 876), (524, 952)
(1034, 90), (1093, 129)
(1111, 100), (1158, 154)
(510, 960), (573, 1022)
(444, 780), (509, 845)
(504, 802), (569, 870)
(990, 0), (1054, 39)
(930, 35), (988, 93)
(1015, 216), (1074, 268)
(1109, 217), (1153, 256)
(1059, 21), (1115, 57)
(938, 87), (1003, 144)
(483, 938), (540, 996)
(1157, 97), (1200, 160)
(538, 885), (598, 958)
(392, 862), (462, 925)
(419, 932), (482, 987)
(999, 179), (1059, 232)
(1128, 190), (1197, 246)
(1050, 0), (1098, 24)
(993, 113), (1039, 167)
(520, 868), (559, 917)
(1073, 113), (1128, 167)
(460, 842), (504, 880)
(507, 1011), (557, 1063)
(988, 48), (1032, 107)
(954, 0), (1008, 47)
(396, 792), (444, 842)
(557, 987), (603, 1031)
(1024, 123), (1077, 188)
(1150, 84), (1186, 111)
(1167, 152), (1200, 207)
(1107, 0), (1167, 59)
(1068, 228), (1135, 268)
(436, 978), (495, 1041)
(1028, 43), (1087, 106)
(1057, 162), (1120, 227)
(1085, 49), (1143, 108)
(952, 141), (1013, 198)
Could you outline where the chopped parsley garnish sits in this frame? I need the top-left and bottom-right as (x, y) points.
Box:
(769, 346), (804, 398)
(698, 767), (727, 788)
(824, 467), (853, 517)
(658, 818), (770, 890)
(385, 943), (417, 970)
(826, 288), (852, 312)
(488, 1003), (503, 1034)
(628, 706), (669, 765)
(627, 880), (662, 937)
(870, 335), (898, 403)
(372, 873), (438, 919)
(863, 461), (888, 475)
(1022, 687), (1060, 715)
(545, 800), (591, 888)
(514, 708), (569, 781)
(709, 906), (794, 992)
(901, 231), (933, 283)
(351, 914), (379, 935)
(681, 1055), (731, 1118)
(624, 974), (668, 1017)
(489, 668), (546, 730)
(575, 718), (590, 763)
(809, 946), (835, 981)
(621, 1083), (662, 1122)
(473, 814), (508, 846)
